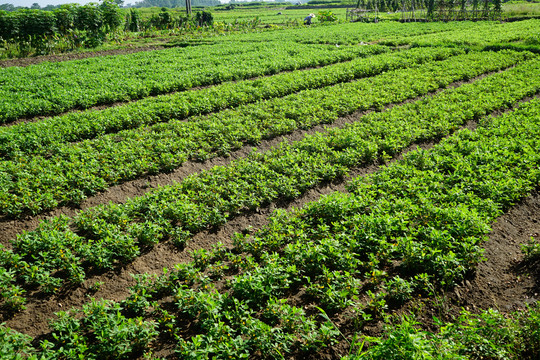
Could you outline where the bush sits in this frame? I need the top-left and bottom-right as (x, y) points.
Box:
(318, 10), (338, 22)
(195, 10), (214, 26)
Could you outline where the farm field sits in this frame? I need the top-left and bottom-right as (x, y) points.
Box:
(0, 19), (539, 359)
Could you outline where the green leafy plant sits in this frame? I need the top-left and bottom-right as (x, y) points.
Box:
(318, 10), (338, 23)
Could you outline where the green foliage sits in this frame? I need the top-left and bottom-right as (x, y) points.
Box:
(131, 0), (221, 7)
(0, 324), (37, 360)
(0, 11), (18, 42)
(4, 48), (535, 218)
(16, 9), (56, 40)
(54, 5), (77, 35)
(46, 299), (158, 359)
(380, 19), (540, 48)
(0, 266), (26, 312)
(1, 50), (539, 305)
(75, 4), (104, 47)
(100, 0), (123, 32)
(148, 7), (174, 29)
(354, 304), (540, 360)
(125, 8), (142, 31)
(353, 316), (465, 359)
(0, 41), (380, 123)
(0, 1), (123, 50)
(519, 304), (540, 358)
(439, 309), (517, 359)
(195, 10), (214, 26)
(521, 237), (540, 259)
(1, 19), (540, 360)
(52, 92), (540, 359)
(318, 10), (338, 22)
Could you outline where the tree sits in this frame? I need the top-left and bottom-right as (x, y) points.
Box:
(493, 0), (502, 15)
(100, 0), (123, 32)
(0, 4), (16, 11)
(427, 0), (435, 17)
(54, 4), (77, 35)
(31, 3), (41, 9)
(0, 11), (19, 41)
(125, 8), (141, 31)
(195, 10), (213, 26)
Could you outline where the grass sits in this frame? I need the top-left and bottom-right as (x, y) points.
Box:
(503, 2), (540, 16)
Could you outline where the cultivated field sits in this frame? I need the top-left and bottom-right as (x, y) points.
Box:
(0, 19), (539, 359)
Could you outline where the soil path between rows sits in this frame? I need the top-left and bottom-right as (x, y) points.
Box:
(451, 190), (540, 313)
(0, 45), (167, 69)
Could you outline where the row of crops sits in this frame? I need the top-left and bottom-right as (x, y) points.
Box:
(0, 42), (383, 123)
(0, 46), (460, 159)
(211, 18), (539, 47)
(379, 17), (540, 47)
(2, 48), (540, 216)
(1, 19), (539, 359)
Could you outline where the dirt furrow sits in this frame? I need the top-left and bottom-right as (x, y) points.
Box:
(451, 189), (540, 313)
(0, 45), (167, 69)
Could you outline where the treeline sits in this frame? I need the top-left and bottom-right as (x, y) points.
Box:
(129, 0), (221, 7)
(125, 8), (214, 32)
(0, 3), (62, 12)
(355, 0), (403, 11)
(225, 0), (291, 4)
(352, 0), (503, 15)
(0, 1), (214, 53)
(0, 0), (123, 49)
(308, 0), (508, 7)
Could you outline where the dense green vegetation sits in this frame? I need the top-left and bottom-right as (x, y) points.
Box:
(0, 18), (538, 359)
(2, 76), (538, 359)
(0, 49), (532, 216)
(1, 50), (538, 309)
(0, 46), (459, 158)
(0, 41), (378, 123)
(0, 1), (124, 49)
(1, 0), (539, 59)
(380, 18), (540, 47)
(0, 1), (214, 56)
(131, 0), (221, 7)
(214, 19), (494, 44)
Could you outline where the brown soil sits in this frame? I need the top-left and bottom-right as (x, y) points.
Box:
(451, 190), (540, 312)
(0, 45), (166, 69)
